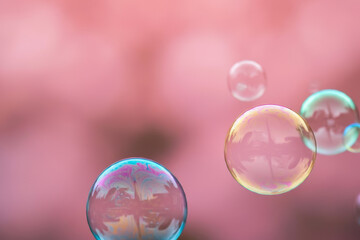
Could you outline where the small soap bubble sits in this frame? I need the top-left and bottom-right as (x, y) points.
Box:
(344, 123), (360, 153)
(224, 105), (316, 195)
(309, 81), (320, 94)
(87, 158), (187, 240)
(228, 60), (266, 101)
(300, 89), (359, 155)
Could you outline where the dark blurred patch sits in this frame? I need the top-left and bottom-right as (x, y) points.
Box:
(284, 206), (360, 240)
(0, 96), (53, 136)
(124, 126), (175, 161)
(97, 122), (176, 165)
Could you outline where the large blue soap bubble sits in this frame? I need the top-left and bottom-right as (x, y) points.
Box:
(87, 158), (187, 240)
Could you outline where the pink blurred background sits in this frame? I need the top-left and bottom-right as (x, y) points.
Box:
(1, 0), (360, 239)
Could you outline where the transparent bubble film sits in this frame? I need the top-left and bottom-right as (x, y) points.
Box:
(225, 105), (316, 195)
(86, 158), (187, 240)
(344, 123), (360, 153)
(228, 60), (266, 101)
(300, 89), (359, 155)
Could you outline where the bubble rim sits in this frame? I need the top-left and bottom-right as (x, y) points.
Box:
(227, 60), (267, 102)
(224, 104), (317, 195)
(86, 157), (188, 240)
(300, 89), (359, 155)
(344, 123), (360, 153)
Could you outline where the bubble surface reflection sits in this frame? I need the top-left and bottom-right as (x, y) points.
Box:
(87, 158), (187, 240)
(225, 105), (316, 195)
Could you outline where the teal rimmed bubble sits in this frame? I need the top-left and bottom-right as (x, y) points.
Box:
(86, 158), (187, 240)
(300, 89), (359, 155)
(344, 123), (360, 153)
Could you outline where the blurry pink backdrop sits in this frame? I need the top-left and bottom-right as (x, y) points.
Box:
(1, 0), (360, 239)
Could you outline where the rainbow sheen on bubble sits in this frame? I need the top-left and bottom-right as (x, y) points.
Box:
(224, 105), (316, 195)
(344, 123), (360, 153)
(86, 158), (187, 240)
(300, 89), (359, 155)
(227, 60), (266, 101)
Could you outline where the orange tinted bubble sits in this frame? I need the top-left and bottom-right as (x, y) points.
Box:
(224, 105), (316, 195)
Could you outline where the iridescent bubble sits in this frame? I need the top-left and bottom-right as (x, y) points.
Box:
(300, 89), (359, 155)
(227, 60), (266, 101)
(344, 123), (360, 153)
(224, 105), (316, 195)
(86, 158), (187, 240)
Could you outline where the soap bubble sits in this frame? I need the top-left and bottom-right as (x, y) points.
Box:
(224, 105), (316, 195)
(309, 81), (320, 94)
(87, 158), (187, 240)
(344, 123), (360, 153)
(227, 60), (266, 101)
(300, 89), (359, 155)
